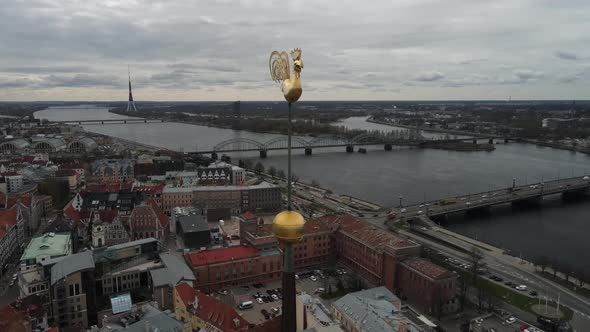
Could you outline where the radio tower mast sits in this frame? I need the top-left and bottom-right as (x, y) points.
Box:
(126, 65), (138, 112)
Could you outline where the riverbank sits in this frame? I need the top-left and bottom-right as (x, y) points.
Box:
(422, 142), (495, 152)
(367, 117), (488, 138)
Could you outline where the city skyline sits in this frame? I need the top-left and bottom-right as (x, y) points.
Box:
(1, 0), (589, 101)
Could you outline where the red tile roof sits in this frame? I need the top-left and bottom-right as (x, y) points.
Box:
(92, 210), (118, 224)
(175, 283), (250, 332)
(7, 193), (32, 209)
(133, 184), (164, 194)
(0, 209), (17, 240)
(146, 197), (168, 227)
(63, 197), (86, 224)
(186, 246), (259, 266)
(402, 257), (455, 280)
(239, 211), (256, 220)
(313, 214), (417, 250)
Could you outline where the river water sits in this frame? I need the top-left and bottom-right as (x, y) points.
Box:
(35, 107), (590, 270)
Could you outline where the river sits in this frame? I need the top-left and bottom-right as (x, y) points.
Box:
(35, 107), (590, 270)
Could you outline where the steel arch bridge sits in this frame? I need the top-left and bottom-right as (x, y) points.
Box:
(213, 138), (265, 152)
(264, 136), (311, 150)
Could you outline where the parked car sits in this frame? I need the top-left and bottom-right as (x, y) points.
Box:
(218, 289), (228, 295)
(310, 276), (317, 281)
(529, 291), (538, 297)
(256, 298), (264, 304)
(515, 285), (527, 291)
(271, 294), (279, 301)
(261, 309), (270, 320)
(506, 317), (516, 324)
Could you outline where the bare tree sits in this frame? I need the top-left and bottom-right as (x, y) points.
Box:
(469, 247), (485, 285)
(459, 275), (468, 312)
(534, 255), (550, 273)
(277, 169), (286, 178)
(311, 179), (320, 187)
(267, 166), (277, 177)
(254, 162), (265, 174)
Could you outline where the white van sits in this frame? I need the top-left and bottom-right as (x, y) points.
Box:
(238, 301), (254, 310)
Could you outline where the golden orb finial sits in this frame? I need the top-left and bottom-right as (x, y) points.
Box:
(272, 210), (305, 243)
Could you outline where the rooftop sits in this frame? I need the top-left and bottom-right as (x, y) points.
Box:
(402, 257), (456, 280)
(0, 209), (17, 240)
(315, 214), (418, 250)
(178, 214), (209, 233)
(175, 283), (249, 331)
(149, 253), (195, 288)
(333, 287), (410, 332)
(50, 250), (95, 285)
(163, 181), (276, 193)
(186, 245), (259, 266)
(20, 232), (72, 262)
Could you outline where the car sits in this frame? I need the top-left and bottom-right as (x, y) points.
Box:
(584, 176), (590, 180)
(295, 274), (300, 280)
(400, 208), (407, 212)
(420, 227), (428, 231)
(506, 317), (516, 324)
(465, 202), (471, 206)
(256, 297), (264, 304)
(261, 309), (270, 319)
(529, 291), (538, 297)
(419, 204), (424, 208)
(310, 276), (318, 281)
(515, 285), (527, 291)
(482, 194), (488, 198)
(272, 307), (280, 314)
(505, 281), (514, 287)
(218, 289), (228, 295)
(314, 287), (326, 294)
(9, 280), (15, 287)
(271, 294), (279, 301)
(12, 273), (17, 278)
(263, 296), (270, 303)
(373, 214), (378, 217)
(417, 210), (423, 215)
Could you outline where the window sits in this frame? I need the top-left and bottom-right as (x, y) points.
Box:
(69, 285), (74, 297)
(75, 284), (80, 295)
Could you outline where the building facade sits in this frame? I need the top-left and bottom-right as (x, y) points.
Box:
(128, 198), (169, 241)
(185, 245), (283, 292)
(397, 258), (459, 315)
(92, 159), (135, 182)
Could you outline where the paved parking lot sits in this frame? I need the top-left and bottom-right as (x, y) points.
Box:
(214, 271), (351, 324)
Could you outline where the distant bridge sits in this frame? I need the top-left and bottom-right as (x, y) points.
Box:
(197, 134), (513, 159)
(53, 119), (164, 125)
(390, 176), (590, 222)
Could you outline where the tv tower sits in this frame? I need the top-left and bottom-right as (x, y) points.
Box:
(126, 65), (138, 112)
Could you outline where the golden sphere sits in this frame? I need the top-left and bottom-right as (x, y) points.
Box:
(272, 210), (305, 243)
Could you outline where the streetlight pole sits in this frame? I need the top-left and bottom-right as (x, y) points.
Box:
(399, 195), (403, 208)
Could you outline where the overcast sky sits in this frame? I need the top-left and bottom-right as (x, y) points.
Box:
(1, 0), (589, 101)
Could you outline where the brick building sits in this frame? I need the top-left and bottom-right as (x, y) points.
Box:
(128, 198), (169, 241)
(397, 257), (459, 315)
(184, 245), (282, 292)
(174, 283), (250, 332)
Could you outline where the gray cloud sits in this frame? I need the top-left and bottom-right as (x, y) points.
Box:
(555, 51), (580, 60)
(414, 71), (445, 82)
(0, 0), (589, 100)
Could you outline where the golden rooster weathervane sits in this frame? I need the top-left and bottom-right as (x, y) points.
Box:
(269, 48), (304, 104)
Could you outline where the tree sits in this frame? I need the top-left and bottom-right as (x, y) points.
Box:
(311, 179), (320, 187)
(291, 173), (300, 183)
(458, 275), (468, 312)
(243, 160), (253, 170)
(277, 169), (286, 179)
(468, 247), (486, 310)
(561, 263), (573, 283)
(268, 166), (277, 177)
(534, 255), (550, 273)
(254, 162), (265, 174)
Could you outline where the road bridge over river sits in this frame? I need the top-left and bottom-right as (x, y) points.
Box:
(197, 134), (513, 159)
(390, 175), (590, 222)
